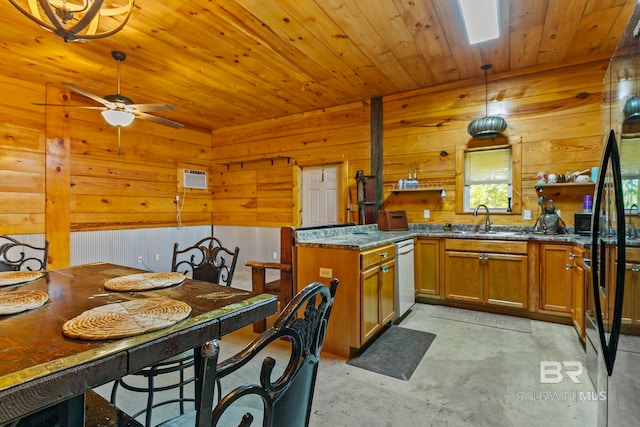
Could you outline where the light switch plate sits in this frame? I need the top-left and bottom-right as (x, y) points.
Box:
(523, 210), (532, 220)
(319, 267), (333, 278)
(423, 209), (430, 219)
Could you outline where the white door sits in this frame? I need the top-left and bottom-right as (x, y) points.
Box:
(302, 165), (340, 227)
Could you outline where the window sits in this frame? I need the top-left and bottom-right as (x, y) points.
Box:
(621, 137), (640, 209)
(464, 147), (512, 211)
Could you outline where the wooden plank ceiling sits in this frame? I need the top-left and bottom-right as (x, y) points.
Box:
(0, 0), (635, 132)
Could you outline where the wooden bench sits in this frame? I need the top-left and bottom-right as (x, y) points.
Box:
(245, 226), (295, 333)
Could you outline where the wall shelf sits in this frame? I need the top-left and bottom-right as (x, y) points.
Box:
(218, 156), (292, 170)
(537, 182), (595, 189)
(391, 188), (445, 196)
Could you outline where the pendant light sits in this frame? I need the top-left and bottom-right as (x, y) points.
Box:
(468, 64), (508, 139)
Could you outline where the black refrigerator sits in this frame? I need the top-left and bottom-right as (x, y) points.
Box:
(588, 6), (640, 425)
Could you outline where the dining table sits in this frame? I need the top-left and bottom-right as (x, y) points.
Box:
(0, 262), (278, 426)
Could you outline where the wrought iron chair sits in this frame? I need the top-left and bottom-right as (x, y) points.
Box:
(0, 235), (49, 271)
(110, 236), (240, 427)
(158, 278), (339, 427)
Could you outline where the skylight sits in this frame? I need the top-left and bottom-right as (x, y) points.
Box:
(458, 0), (500, 44)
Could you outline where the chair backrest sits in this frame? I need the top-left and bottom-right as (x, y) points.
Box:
(0, 235), (49, 272)
(197, 278), (339, 427)
(171, 236), (239, 285)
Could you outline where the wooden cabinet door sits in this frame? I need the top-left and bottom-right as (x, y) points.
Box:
(444, 251), (483, 302)
(379, 258), (396, 325)
(572, 260), (585, 339)
(361, 265), (380, 344)
(416, 238), (440, 296)
(485, 253), (528, 308)
(539, 244), (572, 314)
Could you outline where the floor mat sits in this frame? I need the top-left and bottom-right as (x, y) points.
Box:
(429, 305), (532, 333)
(346, 325), (436, 380)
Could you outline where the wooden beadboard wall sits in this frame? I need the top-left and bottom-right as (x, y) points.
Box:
(1, 59), (608, 237)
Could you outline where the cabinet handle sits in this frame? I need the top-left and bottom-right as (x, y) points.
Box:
(381, 265), (389, 273)
(566, 264), (574, 270)
(478, 254), (484, 260)
(380, 252), (387, 259)
(569, 253), (580, 259)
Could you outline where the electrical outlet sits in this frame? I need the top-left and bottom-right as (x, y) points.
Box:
(523, 209), (532, 220)
(137, 255), (143, 263)
(154, 253), (160, 261)
(272, 251), (278, 260)
(319, 267), (332, 278)
(423, 209), (430, 219)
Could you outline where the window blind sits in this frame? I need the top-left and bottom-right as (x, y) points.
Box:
(465, 148), (511, 184)
(621, 138), (640, 178)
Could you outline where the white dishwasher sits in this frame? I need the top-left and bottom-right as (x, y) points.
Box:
(395, 239), (415, 319)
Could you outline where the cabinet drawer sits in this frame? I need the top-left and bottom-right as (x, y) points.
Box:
(360, 245), (395, 270)
(445, 239), (527, 255)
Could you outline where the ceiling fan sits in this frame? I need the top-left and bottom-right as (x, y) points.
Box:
(37, 50), (183, 154)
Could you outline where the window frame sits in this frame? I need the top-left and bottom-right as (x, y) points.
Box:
(455, 142), (521, 215)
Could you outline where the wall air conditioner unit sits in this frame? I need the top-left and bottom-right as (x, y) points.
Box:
(181, 168), (208, 190)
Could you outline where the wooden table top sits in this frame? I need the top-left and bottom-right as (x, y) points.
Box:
(0, 262), (277, 423)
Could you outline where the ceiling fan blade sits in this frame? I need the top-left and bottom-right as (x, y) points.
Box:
(129, 103), (177, 112)
(62, 83), (116, 109)
(135, 112), (184, 129)
(32, 103), (107, 110)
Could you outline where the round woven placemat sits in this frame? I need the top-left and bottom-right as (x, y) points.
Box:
(62, 297), (192, 340)
(0, 289), (48, 315)
(0, 271), (44, 288)
(104, 272), (186, 291)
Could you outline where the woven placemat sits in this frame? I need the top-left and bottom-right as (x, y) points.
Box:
(62, 297), (192, 340)
(104, 272), (186, 291)
(0, 271), (44, 288)
(0, 289), (48, 315)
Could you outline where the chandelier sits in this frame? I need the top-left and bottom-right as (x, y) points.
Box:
(467, 64), (508, 139)
(8, 0), (135, 42)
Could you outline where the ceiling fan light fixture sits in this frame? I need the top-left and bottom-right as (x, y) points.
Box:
(8, 0), (135, 42)
(102, 109), (135, 127)
(468, 64), (508, 139)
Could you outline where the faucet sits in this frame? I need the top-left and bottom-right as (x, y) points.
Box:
(473, 204), (492, 232)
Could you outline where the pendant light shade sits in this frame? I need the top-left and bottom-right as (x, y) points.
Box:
(624, 96), (640, 124)
(468, 64), (508, 139)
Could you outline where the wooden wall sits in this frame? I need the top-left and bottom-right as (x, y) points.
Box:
(0, 77), (46, 234)
(383, 60), (607, 227)
(0, 77), (213, 238)
(211, 102), (371, 226)
(209, 60), (608, 229)
(0, 59), (610, 244)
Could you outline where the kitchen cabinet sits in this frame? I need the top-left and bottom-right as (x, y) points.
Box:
(614, 246), (640, 326)
(568, 246), (586, 341)
(295, 243), (396, 357)
(444, 239), (528, 309)
(538, 243), (573, 316)
(360, 244), (396, 343)
(415, 237), (440, 298)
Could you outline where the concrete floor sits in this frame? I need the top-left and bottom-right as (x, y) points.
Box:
(96, 303), (597, 427)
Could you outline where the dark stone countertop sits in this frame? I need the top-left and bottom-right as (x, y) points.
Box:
(295, 223), (602, 251)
